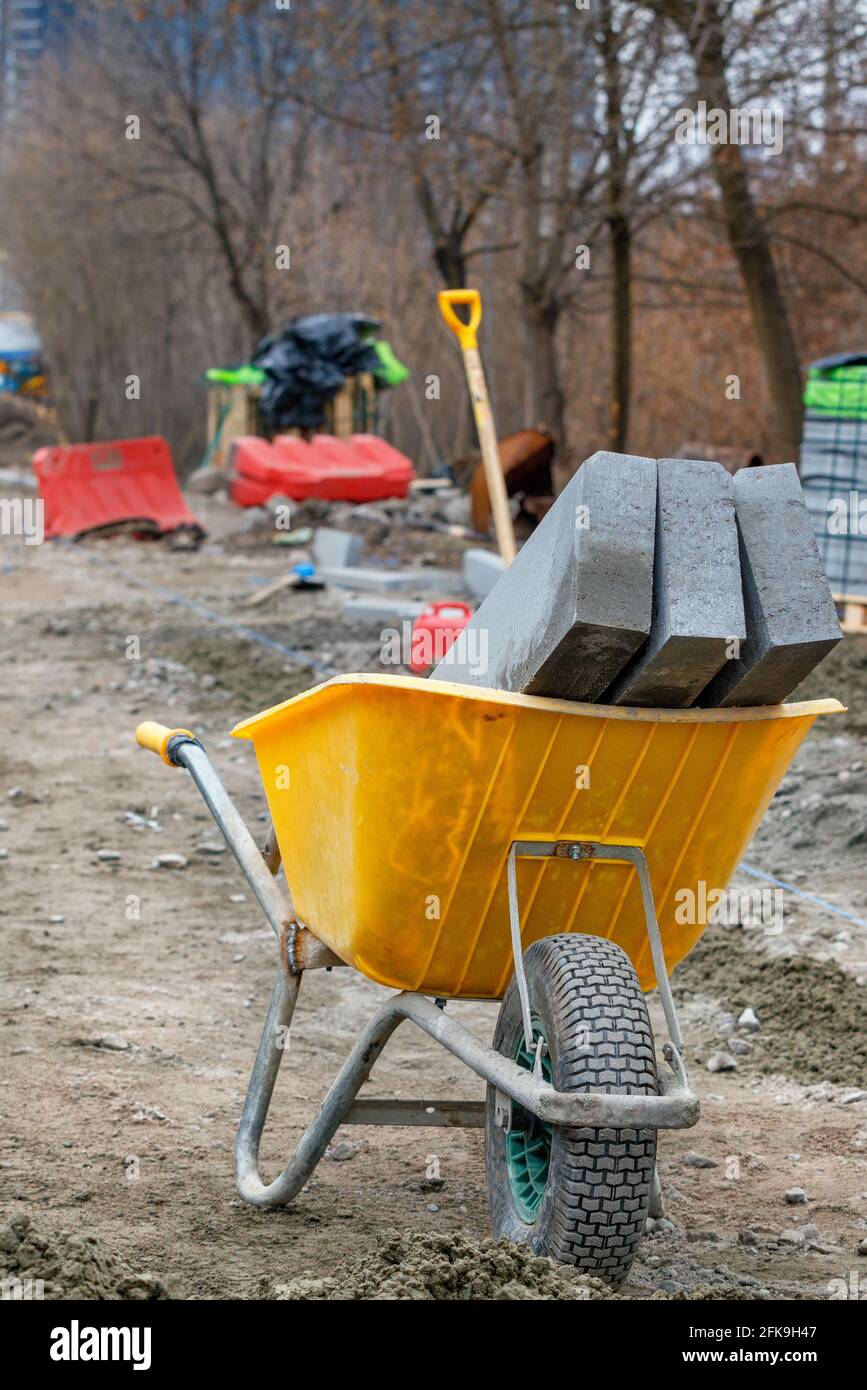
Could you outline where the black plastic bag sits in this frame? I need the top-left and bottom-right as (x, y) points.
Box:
(252, 313), (381, 431)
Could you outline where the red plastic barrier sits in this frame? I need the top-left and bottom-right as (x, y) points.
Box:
(229, 433), (415, 506)
(409, 601), (473, 674)
(229, 436), (293, 485)
(348, 433), (416, 485)
(229, 472), (275, 509)
(304, 434), (415, 499)
(228, 438), (291, 493)
(33, 437), (203, 540)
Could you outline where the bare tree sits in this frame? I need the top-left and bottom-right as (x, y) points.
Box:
(362, 0), (514, 290)
(637, 0), (865, 458)
(476, 0), (605, 464)
(51, 1), (324, 342)
(2, 0), (864, 473)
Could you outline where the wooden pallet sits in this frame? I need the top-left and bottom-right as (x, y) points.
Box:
(205, 372), (377, 471)
(834, 592), (867, 635)
(323, 371), (376, 437)
(206, 383), (261, 471)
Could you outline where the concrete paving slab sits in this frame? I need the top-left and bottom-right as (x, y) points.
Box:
(463, 548), (506, 600)
(341, 596), (426, 625)
(312, 528), (364, 569)
(319, 565), (464, 595)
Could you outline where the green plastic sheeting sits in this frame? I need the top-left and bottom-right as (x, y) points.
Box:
(804, 364), (867, 420)
(372, 339), (410, 386)
(206, 365), (266, 387)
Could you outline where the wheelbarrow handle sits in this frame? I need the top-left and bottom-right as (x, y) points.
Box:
(135, 720), (196, 767)
(437, 288), (482, 351)
(134, 722), (291, 941)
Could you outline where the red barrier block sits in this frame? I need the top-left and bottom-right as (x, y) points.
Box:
(228, 438), (288, 507)
(346, 434), (416, 493)
(297, 435), (415, 500)
(229, 433), (416, 506)
(33, 437), (203, 540)
(229, 471), (274, 509)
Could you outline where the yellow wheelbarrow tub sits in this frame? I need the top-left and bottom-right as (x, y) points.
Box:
(232, 675), (843, 999)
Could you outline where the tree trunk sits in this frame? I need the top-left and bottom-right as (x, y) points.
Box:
(683, 7), (804, 460)
(433, 234), (467, 290)
(608, 211), (631, 452)
(232, 272), (269, 344)
(599, 2), (631, 455)
(521, 291), (566, 465)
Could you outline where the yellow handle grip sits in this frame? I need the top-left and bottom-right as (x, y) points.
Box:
(437, 289), (482, 351)
(135, 721), (195, 766)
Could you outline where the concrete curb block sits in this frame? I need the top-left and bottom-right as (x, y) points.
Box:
(431, 451), (657, 698)
(608, 458), (745, 707)
(699, 463), (842, 707)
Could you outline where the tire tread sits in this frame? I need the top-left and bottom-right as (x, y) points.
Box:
(486, 933), (658, 1288)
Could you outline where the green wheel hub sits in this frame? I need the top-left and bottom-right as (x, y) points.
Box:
(505, 1018), (552, 1223)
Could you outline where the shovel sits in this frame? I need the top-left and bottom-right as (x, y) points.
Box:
(438, 289), (517, 566)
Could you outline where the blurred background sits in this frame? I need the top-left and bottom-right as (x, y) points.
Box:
(0, 0), (864, 475)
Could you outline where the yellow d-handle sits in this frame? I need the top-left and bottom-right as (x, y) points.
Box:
(135, 721), (195, 767)
(437, 289), (482, 351)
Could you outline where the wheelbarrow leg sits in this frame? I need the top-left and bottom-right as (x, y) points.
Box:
(234, 968), (405, 1208)
(649, 1165), (665, 1220)
(234, 967), (301, 1204)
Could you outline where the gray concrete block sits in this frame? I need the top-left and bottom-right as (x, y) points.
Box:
(312, 527), (364, 569)
(699, 463), (842, 707)
(318, 565), (406, 592)
(607, 458), (745, 707)
(341, 596), (426, 625)
(462, 547), (506, 600)
(402, 568), (466, 596)
(430, 451), (657, 699)
(320, 565), (464, 596)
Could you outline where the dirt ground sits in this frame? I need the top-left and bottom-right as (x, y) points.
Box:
(1, 487), (865, 1301)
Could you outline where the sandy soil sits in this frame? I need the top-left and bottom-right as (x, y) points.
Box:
(1, 491), (865, 1300)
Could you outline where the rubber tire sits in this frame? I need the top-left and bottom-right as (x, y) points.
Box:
(486, 933), (658, 1288)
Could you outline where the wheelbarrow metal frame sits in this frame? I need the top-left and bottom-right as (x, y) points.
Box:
(166, 734), (698, 1212)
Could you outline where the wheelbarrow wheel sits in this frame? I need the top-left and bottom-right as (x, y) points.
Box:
(485, 933), (658, 1288)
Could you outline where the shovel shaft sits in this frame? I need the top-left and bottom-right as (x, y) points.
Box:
(462, 347), (517, 565)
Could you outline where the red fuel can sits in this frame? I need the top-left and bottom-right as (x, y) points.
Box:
(409, 601), (473, 674)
